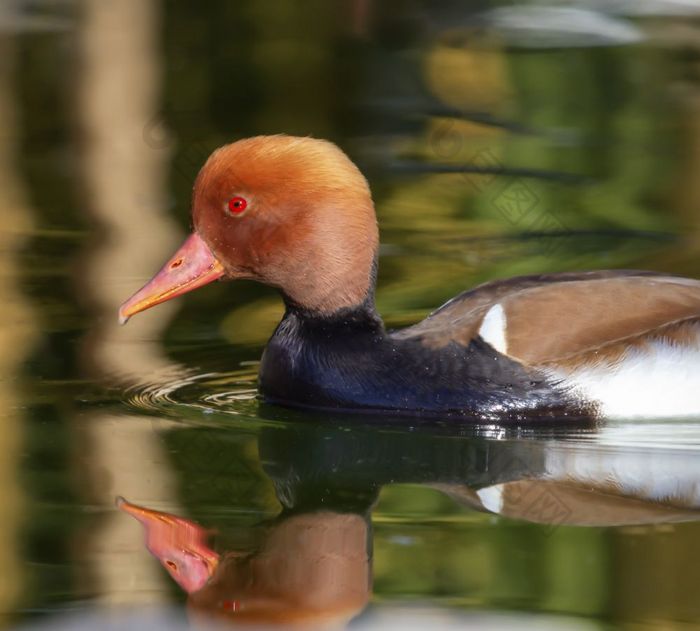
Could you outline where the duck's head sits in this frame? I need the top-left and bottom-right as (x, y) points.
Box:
(119, 135), (379, 323)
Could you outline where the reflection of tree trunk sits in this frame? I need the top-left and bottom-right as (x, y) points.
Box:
(0, 37), (36, 625)
(76, 0), (183, 606)
(73, 414), (181, 606)
(77, 0), (182, 382)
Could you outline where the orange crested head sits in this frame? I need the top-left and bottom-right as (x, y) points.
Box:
(119, 135), (379, 323)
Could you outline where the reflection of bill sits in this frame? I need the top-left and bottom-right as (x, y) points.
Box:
(117, 497), (219, 594)
(118, 497), (371, 628)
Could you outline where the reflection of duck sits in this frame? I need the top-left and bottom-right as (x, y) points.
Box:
(118, 499), (370, 628)
(257, 421), (700, 527)
(119, 421), (700, 627)
(119, 135), (700, 420)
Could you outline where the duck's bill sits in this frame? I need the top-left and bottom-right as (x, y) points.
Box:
(118, 232), (225, 324)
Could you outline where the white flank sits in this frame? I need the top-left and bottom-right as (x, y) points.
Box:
(479, 303), (508, 354)
(547, 328), (700, 419)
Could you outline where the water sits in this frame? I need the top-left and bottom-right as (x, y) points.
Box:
(3, 1), (700, 629)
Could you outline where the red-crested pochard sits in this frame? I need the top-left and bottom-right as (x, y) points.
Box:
(119, 135), (700, 421)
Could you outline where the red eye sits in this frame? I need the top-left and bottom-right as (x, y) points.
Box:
(227, 196), (248, 214)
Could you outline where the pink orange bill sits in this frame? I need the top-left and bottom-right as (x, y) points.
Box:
(118, 232), (225, 324)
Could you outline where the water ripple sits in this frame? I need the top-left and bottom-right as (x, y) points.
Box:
(122, 358), (700, 452)
(125, 363), (260, 419)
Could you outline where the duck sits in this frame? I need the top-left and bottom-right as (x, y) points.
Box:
(119, 135), (700, 422)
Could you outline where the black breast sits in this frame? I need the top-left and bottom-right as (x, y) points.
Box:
(258, 306), (594, 422)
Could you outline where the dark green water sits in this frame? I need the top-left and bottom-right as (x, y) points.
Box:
(2, 1), (700, 629)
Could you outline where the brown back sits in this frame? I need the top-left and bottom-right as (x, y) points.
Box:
(395, 271), (700, 365)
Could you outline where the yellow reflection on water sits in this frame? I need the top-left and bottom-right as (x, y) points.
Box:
(74, 0), (185, 609)
(0, 34), (37, 625)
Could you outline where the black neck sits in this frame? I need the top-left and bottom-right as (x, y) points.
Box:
(282, 297), (385, 341)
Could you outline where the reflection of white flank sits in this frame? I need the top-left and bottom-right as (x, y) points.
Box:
(547, 327), (700, 419)
(478, 304), (508, 354)
(476, 486), (504, 513)
(543, 438), (700, 509)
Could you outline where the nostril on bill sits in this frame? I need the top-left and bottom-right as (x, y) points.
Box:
(170, 258), (184, 270)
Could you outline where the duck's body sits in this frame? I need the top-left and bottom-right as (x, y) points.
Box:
(261, 270), (700, 420)
(119, 135), (700, 422)
(259, 299), (582, 420)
